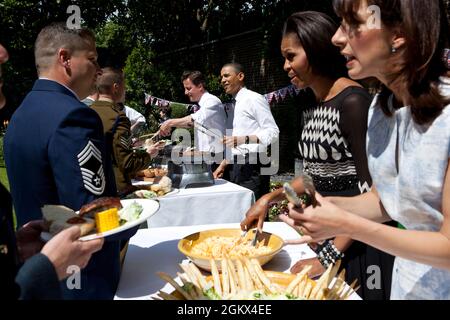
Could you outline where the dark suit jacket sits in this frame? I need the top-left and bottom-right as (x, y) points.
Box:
(4, 79), (134, 299)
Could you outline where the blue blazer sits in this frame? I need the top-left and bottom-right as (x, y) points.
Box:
(4, 79), (134, 299)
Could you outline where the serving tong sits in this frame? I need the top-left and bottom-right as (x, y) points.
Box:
(240, 227), (260, 247)
(240, 175), (319, 248)
(137, 130), (162, 145)
(283, 174), (317, 208)
(282, 174), (331, 253)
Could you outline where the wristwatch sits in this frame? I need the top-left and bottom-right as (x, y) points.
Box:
(245, 135), (250, 144)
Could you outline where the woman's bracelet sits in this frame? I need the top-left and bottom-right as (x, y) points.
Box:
(317, 240), (344, 269)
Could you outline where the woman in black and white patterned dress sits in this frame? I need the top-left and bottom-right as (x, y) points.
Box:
(241, 11), (394, 300)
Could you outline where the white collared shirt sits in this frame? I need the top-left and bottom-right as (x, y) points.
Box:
(191, 91), (226, 152)
(124, 105), (145, 125)
(230, 87), (279, 155)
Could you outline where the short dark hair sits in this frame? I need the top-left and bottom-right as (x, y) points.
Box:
(181, 70), (206, 88)
(334, 0), (450, 124)
(222, 62), (244, 74)
(34, 22), (96, 74)
(96, 67), (124, 94)
(282, 11), (347, 80)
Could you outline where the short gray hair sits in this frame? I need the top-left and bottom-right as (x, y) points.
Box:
(34, 22), (96, 74)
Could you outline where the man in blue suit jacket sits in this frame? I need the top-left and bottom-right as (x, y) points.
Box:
(1, 42), (103, 300)
(4, 23), (134, 299)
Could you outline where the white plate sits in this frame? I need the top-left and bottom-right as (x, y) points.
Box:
(126, 188), (179, 199)
(131, 179), (154, 186)
(41, 199), (160, 242)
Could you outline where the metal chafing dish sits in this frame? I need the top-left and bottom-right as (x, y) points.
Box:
(166, 150), (215, 189)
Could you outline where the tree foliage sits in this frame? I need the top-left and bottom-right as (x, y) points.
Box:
(0, 0), (122, 114)
(1, 0), (336, 171)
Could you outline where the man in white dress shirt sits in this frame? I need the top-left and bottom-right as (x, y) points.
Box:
(214, 62), (279, 199)
(159, 70), (226, 156)
(122, 104), (146, 135)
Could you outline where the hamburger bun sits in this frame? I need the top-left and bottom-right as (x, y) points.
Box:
(42, 205), (95, 237)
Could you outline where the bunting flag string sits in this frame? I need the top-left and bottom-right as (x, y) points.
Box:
(144, 92), (195, 111)
(263, 84), (302, 106)
(144, 84), (302, 111)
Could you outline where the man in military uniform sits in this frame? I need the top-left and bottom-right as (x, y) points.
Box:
(90, 67), (162, 195)
(0, 41), (103, 299)
(4, 23), (133, 299)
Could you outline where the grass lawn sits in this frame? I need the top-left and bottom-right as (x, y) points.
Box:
(0, 167), (9, 191)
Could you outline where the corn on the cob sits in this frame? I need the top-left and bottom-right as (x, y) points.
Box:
(95, 208), (119, 232)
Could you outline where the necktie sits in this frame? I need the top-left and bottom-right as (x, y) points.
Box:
(224, 98), (235, 119)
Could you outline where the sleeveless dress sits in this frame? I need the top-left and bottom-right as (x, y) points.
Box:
(366, 77), (450, 299)
(299, 86), (394, 300)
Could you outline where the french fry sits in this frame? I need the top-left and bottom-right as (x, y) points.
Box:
(310, 263), (333, 299)
(331, 271), (347, 300)
(315, 288), (325, 300)
(235, 258), (247, 291)
(188, 262), (208, 290)
(210, 259), (222, 297)
(179, 264), (203, 297)
(286, 265), (312, 294)
(179, 264), (195, 283)
(221, 259), (230, 297)
(303, 279), (313, 299)
(227, 259), (240, 295)
(297, 275), (308, 298)
(250, 259), (276, 294)
(177, 272), (199, 299)
(338, 268), (346, 280)
(295, 281), (301, 298)
(157, 272), (193, 300)
(157, 260), (355, 300)
(326, 278), (342, 300)
(243, 263), (254, 291)
(327, 260), (342, 288)
(336, 279), (348, 300)
(177, 272), (189, 283)
(226, 259), (237, 296)
(243, 257), (264, 290)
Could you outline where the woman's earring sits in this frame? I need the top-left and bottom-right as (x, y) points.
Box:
(442, 48), (449, 70)
(391, 46), (397, 54)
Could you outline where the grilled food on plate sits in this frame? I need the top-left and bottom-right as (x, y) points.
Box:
(42, 197), (143, 236)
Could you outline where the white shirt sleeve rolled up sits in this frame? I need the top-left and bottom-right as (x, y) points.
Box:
(232, 88), (279, 152)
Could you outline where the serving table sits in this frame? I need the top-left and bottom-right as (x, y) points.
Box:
(114, 222), (361, 300)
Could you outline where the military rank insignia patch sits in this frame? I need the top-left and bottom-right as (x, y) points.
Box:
(120, 135), (132, 149)
(77, 141), (106, 195)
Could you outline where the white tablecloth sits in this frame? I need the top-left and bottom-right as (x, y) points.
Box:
(114, 222), (360, 300)
(144, 179), (255, 227)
